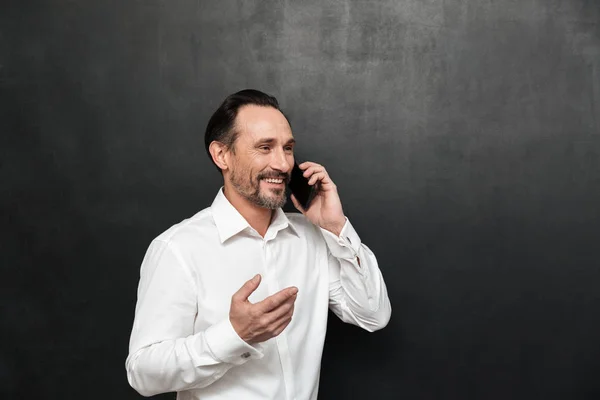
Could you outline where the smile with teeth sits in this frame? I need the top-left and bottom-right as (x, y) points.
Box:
(263, 178), (284, 184)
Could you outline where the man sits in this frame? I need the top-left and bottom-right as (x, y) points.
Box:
(126, 89), (391, 399)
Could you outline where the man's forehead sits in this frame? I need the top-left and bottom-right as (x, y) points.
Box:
(235, 107), (293, 140)
(238, 121), (292, 136)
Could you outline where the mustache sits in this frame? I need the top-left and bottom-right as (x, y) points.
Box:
(257, 171), (291, 183)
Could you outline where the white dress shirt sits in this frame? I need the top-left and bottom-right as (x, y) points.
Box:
(126, 188), (391, 400)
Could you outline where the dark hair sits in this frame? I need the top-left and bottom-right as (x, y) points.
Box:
(204, 89), (281, 172)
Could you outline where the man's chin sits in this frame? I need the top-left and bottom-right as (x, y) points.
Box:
(258, 190), (287, 209)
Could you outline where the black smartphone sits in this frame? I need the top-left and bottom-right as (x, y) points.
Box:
(288, 161), (317, 210)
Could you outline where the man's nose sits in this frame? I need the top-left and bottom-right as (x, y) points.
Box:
(271, 148), (291, 173)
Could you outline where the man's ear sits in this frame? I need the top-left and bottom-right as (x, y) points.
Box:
(209, 141), (229, 171)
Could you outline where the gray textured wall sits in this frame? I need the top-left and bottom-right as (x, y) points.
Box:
(2, 1), (600, 399)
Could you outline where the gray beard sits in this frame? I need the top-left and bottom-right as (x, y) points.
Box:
(230, 170), (287, 210)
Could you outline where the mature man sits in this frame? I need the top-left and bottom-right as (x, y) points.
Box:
(126, 89), (391, 399)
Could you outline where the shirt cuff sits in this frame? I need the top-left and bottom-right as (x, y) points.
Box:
(319, 218), (362, 260)
(204, 318), (264, 365)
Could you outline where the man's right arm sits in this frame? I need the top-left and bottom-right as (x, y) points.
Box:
(125, 239), (263, 397)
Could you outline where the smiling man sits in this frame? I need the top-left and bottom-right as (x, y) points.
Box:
(126, 89), (391, 400)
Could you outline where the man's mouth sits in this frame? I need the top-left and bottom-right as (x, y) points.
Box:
(262, 178), (285, 184)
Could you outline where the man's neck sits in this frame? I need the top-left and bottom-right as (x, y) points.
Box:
(223, 185), (274, 237)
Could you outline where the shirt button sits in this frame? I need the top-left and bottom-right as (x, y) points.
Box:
(241, 352), (251, 359)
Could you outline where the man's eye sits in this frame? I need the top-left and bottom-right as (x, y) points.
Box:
(284, 147), (294, 152)
(259, 146), (270, 151)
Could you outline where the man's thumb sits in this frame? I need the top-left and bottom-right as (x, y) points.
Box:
(233, 274), (261, 302)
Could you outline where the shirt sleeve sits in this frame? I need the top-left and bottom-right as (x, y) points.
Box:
(320, 218), (392, 332)
(125, 239), (264, 397)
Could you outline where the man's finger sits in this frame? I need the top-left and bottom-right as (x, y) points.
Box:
(302, 166), (316, 177)
(301, 165), (322, 179)
(299, 161), (321, 171)
(308, 172), (327, 186)
(232, 274), (261, 303)
(257, 286), (298, 313)
(271, 314), (293, 337)
(266, 293), (297, 322)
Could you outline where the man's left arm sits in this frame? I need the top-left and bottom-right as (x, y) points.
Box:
(320, 218), (391, 331)
(290, 161), (391, 332)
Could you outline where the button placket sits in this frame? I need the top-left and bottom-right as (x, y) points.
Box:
(263, 238), (295, 399)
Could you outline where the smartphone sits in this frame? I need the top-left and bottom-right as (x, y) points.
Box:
(288, 161), (317, 210)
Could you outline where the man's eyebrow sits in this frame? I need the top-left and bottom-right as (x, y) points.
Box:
(255, 138), (277, 145)
(254, 138), (296, 146)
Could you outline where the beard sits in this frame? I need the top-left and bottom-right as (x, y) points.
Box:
(230, 167), (290, 210)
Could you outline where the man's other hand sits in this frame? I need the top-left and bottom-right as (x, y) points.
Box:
(229, 274), (298, 344)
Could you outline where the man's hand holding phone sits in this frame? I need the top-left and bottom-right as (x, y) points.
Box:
(290, 161), (346, 236)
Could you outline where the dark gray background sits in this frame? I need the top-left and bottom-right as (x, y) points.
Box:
(2, 0), (600, 399)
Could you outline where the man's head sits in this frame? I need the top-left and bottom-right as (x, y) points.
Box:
(205, 89), (295, 210)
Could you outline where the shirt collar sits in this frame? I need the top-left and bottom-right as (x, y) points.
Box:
(211, 188), (300, 243)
